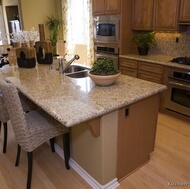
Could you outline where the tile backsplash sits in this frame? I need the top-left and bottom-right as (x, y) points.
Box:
(150, 26), (190, 57)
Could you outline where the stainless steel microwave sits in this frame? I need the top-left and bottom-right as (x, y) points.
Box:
(93, 15), (120, 44)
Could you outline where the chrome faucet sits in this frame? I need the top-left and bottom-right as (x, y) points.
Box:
(58, 53), (67, 74)
(62, 54), (80, 73)
(58, 58), (64, 74)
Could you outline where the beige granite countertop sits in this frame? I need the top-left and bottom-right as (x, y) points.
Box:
(0, 64), (166, 127)
(120, 54), (190, 71)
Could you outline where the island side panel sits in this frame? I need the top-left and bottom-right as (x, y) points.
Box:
(117, 94), (160, 180)
(70, 110), (118, 185)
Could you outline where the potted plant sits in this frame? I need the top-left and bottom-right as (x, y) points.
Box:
(132, 32), (156, 55)
(88, 57), (120, 86)
(45, 15), (63, 56)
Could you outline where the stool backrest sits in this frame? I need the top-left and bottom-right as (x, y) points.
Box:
(0, 80), (29, 146)
(0, 72), (9, 122)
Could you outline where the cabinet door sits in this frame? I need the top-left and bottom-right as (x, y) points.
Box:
(117, 94), (159, 179)
(132, 0), (154, 30)
(105, 0), (120, 14)
(179, 0), (190, 22)
(92, 0), (105, 15)
(154, 0), (180, 31)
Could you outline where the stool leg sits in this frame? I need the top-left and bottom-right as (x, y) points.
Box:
(15, 144), (21, 166)
(49, 137), (55, 152)
(0, 121), (1, 133)
(63, 132), (70, 170)
(27, 152), (33, 189)
(3, 122), (7, 153)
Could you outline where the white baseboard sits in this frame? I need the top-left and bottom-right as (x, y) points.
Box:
(54, 144), (120, 189)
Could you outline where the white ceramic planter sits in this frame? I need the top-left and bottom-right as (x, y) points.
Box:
(88, 72), (120, 86)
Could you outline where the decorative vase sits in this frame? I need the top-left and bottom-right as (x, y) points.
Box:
(35, 24), (53, 64)
(16, 43), (36, 68)
(137, 46), (149, 56)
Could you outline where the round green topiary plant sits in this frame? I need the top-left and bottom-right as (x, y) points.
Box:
(90, 57), (119, 76)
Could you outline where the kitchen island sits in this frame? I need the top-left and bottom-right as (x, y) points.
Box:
(0, 64), (166, 188)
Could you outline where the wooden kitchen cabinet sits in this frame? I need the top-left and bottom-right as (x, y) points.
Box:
(132, 0), (154, 30)
(138, 61), (164, 84)
(154, 0), (180, 31)
(117, 94), (159, 179)
(179, 0), (190, 23)
(119, 58), (138, 77)
(119, 58), (164, 84)
(92, 0), (120, 15)
(132, 0), (180, 31)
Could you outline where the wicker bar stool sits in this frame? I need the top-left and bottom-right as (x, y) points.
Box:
(0, 91), (9, 153)
(0, 80), (70, 189)
(0, 72), (37, 153)
(0, 72), (9, 153)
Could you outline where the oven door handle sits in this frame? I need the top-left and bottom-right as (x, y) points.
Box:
(169, 81), (190, 89)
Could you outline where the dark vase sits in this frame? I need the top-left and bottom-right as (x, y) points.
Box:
(137, 46), (149, 56)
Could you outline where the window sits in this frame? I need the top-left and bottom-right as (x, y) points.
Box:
(62, 0), (94, 66)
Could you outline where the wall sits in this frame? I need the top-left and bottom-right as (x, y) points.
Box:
(56, 110), (118, 186)
(150, 27), (190, 57)
(19, 0), (58, 39)
(2, 0), (20, 43)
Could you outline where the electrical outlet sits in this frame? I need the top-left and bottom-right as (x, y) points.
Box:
(176, 37), (179, 43)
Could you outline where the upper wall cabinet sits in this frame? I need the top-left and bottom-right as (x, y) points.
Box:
(132, 0), (180, 31)
(179, 0), (190, 22)
(132, 0), (154, 30)
(154, 0), (180, 31)
(92, 0), (120, 15)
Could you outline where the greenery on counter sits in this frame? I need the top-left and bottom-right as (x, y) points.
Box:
(132, 32), (156, 48)
(90, 57), (119, 76)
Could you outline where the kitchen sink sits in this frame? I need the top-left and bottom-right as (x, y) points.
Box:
(56, 65), (90, 78)
(66, 70), (89, 78)
(64, 65), (87, 73)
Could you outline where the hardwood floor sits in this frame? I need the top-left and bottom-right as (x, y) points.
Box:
(118, 113), (190, 189)
(0, 113), (190, 189)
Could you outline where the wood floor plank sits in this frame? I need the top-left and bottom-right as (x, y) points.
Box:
(0, 113), (190, 189)
(118, 113), (190, 189)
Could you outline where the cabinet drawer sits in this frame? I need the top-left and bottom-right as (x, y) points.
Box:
(138, 62), (163, 74)
(120, 59), (138, 69)
(138, 70), (163, 84)
(120, 67), (137, 77)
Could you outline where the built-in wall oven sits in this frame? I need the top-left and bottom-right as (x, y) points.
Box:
(165, 68), (190, 117)
(93, 15), (120, 44)
(94, 45), (119, 69)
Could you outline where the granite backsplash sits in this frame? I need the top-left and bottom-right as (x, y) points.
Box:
(149, 26), (190, 57)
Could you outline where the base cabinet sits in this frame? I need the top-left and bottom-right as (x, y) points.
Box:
(119, 58), (138, 77)
(138, 62), (163, 84)
(117, 94), (159, 180)
(119, 58), (164, 84)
